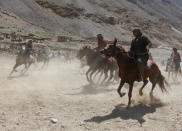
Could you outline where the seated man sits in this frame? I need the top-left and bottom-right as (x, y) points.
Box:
(129, 29), (152, 81)
(24, 40), (33, 60)
(95, 34), (107, 51)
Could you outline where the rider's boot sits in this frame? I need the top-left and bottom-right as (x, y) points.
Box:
(137, 74), (142, 82)
(137, 60), (145, 82)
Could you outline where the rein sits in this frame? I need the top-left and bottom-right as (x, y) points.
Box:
(126, 53), (135, 59)
(116, 49), (135, 59)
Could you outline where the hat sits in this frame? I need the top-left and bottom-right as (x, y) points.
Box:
(133, 29), (142, 36)
(133, 29), (141, 33)
(173, 48), (177, 51)
(97, 34), (103, 39)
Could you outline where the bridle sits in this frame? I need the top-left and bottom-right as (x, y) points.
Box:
(113, 46), (135, 59)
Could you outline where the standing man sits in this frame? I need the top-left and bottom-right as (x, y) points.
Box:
(129, 29), (152, 81)
(171, 48), (181, 73)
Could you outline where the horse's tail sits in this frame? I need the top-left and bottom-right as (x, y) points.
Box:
(157, 72), (169, 93)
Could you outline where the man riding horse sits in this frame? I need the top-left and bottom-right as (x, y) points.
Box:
(9, 40), (34, 75)
(24, 40), (33, 60)
(100, 38), (167, 107)
(129, 29), (152, 82)
(95, 34), (107, 51)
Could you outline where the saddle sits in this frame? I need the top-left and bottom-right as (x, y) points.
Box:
(135, 60), (154, 82)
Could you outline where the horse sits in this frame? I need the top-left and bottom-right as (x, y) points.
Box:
(77, 46), (107, 83)
(167, 58), (175, 80)
(77, 46), (118, 84)
(167, 58), (181, 80)
(36, 50), (50, 68)
(63, 50), (73, 63)
(9, 52), (35, 76)
(96, 57), (119, 83)
(100, 39), (168, 108)
(78, 56), (87, 74)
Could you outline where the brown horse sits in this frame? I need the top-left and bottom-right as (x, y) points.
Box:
(77, 46), (118, 84)
(92, 58), (119, 84)
(9, 53), (35, 76)
(101, 39), (168, 107)
(167, 58), (181, 80)
(99, 57), (119, 83)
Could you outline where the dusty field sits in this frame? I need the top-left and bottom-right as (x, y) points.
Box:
(0, 49), (182, 131)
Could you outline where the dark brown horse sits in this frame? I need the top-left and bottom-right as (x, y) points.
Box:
(96, 57), (119, 83)
(101, 39), (168, 107)
(9, 52), (35, 76)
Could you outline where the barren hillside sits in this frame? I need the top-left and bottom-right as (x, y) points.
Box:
(0, 0), (181, 46)
(0, 1), (182, 131)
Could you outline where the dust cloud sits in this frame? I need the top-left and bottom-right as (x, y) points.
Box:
(0, 49), (181, 130)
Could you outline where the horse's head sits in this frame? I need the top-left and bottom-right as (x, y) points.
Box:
(100, 38), (122, 57)
(77, 46), (91, 59)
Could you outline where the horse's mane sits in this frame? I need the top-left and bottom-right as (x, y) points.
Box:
(117, 45), (127, 53)
(115, 45), (135, 61)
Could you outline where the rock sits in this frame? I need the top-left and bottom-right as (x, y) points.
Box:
(35, 111), (40, 115)
(85, 126), (91, 130)
(61, 124), (65, 128)
(1, 112), (6, 120)
(1, 112), (6, 116)
(51, 118), (58, 124)
(80, 121), (85, 126)
(43, 116), (48, 120)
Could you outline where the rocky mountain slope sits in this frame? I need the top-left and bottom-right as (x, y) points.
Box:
(0, 0), (181, 47)
(169, 0), (182, 10)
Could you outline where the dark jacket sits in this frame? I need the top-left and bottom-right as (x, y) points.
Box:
(130, 35), (151, 55)
(24, 42), (33, 57)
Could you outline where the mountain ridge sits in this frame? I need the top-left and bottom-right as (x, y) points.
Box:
(0, 0), (181, 47)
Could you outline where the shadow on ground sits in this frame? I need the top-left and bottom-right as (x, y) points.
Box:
(85, 100), (165, 125)
(67, 83), (116, 95)
(7, 74), (29, 79)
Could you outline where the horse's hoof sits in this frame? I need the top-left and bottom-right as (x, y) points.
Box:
(120, 93), (126, 97)
(131, 99), (135, 104)
(150, 92), (154, 98)
(126, 105), (131, 109)
(139, 90), (143, 96)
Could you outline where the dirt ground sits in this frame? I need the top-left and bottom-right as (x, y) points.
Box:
(0, 48), (182, 131)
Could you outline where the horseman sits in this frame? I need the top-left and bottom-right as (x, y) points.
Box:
(95, 34), (107, 51)
(42, 46), (47, 55)
(171, 48), (181, 72)
(42, 46), (49, 57)
(24, 40), (33, 60)
(129, 29), (152, 81)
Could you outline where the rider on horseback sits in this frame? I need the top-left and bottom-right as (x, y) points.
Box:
(42, 46), (49, 57)
(95, 34), (107, 51)
(24, 40), (33, 60)
(129, 29), (152, 81)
